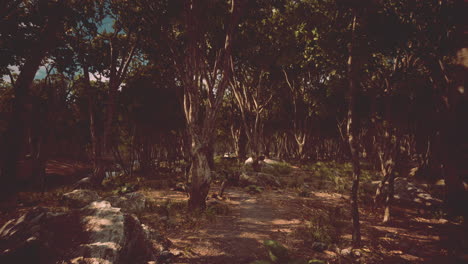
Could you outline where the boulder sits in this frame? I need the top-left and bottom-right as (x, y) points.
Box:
(0, 207), (84, 264)
(371, 177), (442, 208)
(0, 202), (167, 264)
(73, 201), (164, 264)
(105, 192), (146, 214)
(74, 201), (125, 263)
(63, 189), (101, 208)
(0, 207), (47, 262)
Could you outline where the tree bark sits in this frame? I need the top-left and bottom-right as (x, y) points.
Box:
(1, 3), (63, 202)
(181, 0), (243, 211)
(187, 143), (211, 210)
(81, 62), (105, 185)
(346, 11), (361, 247)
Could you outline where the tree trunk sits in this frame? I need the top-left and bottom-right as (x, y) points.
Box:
(1, 5), (63, 202)
(382, 170), (395, 223)
(346, 11), (361, 247)
(81, 62), (105, 185)
(188, 145), (211, 211)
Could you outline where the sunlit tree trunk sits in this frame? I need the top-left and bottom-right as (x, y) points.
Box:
(179, 0), (243, 211)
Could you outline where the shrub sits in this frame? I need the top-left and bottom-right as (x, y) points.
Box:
(295, 208), (346, 245)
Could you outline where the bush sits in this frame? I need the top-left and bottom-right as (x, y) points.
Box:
(294, 208), (346, 245)
(250, 240), (325, 264)
(263, 162), (293, 177)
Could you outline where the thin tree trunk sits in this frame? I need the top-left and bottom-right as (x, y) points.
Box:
(346, 11), (361, 247)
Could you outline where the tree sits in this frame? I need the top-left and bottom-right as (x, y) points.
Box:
(172, 0), (244, 210)
(345, 7), (362, 247)
(1, 0), (66, 201)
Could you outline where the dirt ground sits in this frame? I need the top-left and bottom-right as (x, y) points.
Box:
(142, 185), (466, 264)
(1, 160), (466, 264)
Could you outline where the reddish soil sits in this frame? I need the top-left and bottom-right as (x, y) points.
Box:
(144, 185), (465, 264)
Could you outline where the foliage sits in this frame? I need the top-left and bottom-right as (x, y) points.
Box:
(303, 161), (379, 193)
(250, 240), (325, 264)
(263, 162), (294, 177)
(294, 208), (346, 245)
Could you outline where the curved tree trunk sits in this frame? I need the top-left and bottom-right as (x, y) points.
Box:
(1, 3), (63, 202)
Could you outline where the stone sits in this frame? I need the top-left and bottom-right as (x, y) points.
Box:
(0, 203), (165, 264)
(72, 201), (158, 264)
(340, 247), (352, 256)
(0, 207), (47, 257)
(106, 192), (146, 213)
(62, 189), (101, 208)
(371, 177), (442, 208)
(244, 157), (254, 165)
(76, 201), (125, 263)
(351, 249), (362, 258)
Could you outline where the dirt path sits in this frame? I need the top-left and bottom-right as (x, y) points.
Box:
(170, 188), (302, 264)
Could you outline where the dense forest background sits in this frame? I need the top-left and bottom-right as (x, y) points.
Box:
(0, 0), (467, 263)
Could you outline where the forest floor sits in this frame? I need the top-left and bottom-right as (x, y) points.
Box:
(1, 160), (466, 264)
(142, 186), (465, 264)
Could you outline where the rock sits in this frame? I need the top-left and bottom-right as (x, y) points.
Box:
(71, 201), (158, 264)
(63, 189), (101, 208)
(371, 177), (442, 208)
(106, 192), (146, 213)
(311, 242), (327, 252)
(351, 249), (362, 258)
(73, 177), (93, 190)
(0, 203), (166, 264)
(244, 157), (254, 165)
(75, 201), (125, 263)
(0, 207), (47, 260)
(340, 247), (352, 256)
(0, 207), (83, 263)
